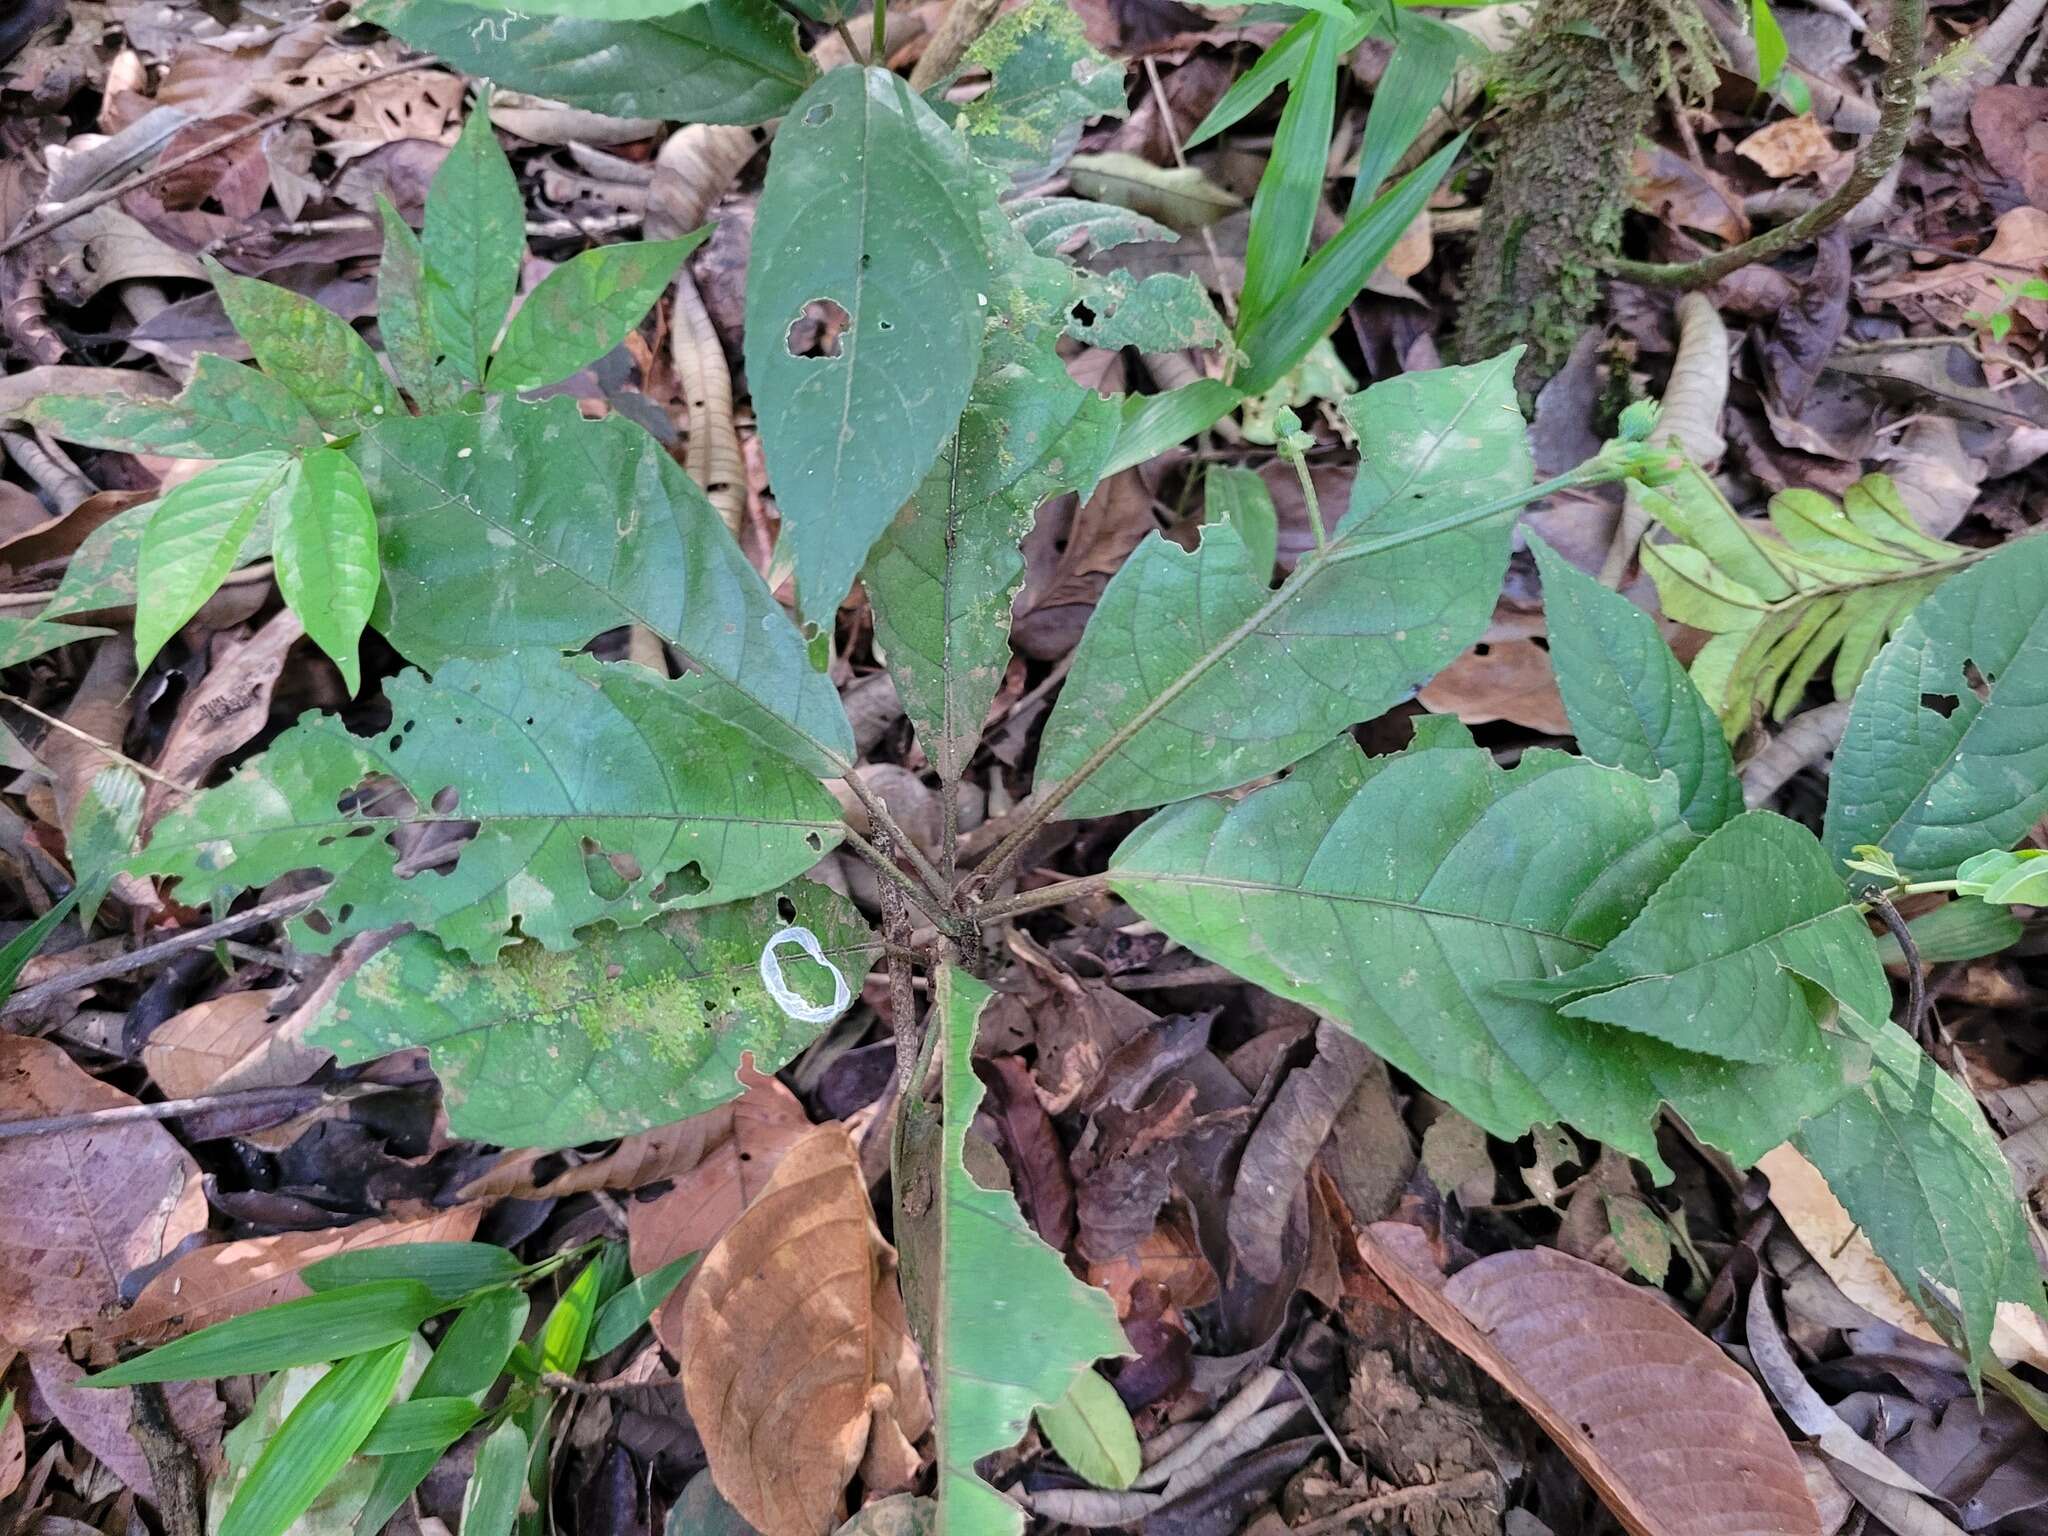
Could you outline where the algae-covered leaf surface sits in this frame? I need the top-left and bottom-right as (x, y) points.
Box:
(311, 884), (876, 1148)
(132, 652), (843, 962)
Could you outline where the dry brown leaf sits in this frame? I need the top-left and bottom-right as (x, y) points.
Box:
(1736, 116), (1849, 180)
(264, 46), (464, 152)
(27, 1348), (223, 1500)
(1417, 637), (1570, 734)
(680, 1124), (928, 1536)
(0, 1385), (23, 1498)
(154, 23), (331, 117)
(1631, 144), (1748, 245)
(461, 1109), (728, 1203)
(1756, 1142), (2048, 1373)
(632, 1068), (815, 1357)
(0, 1035), (208, 1350)
(141, 610), (303, 834)
(141, 989), (291, 1099)
(1356, 1224), (1823, 1536)
(103, 1206), (483, 1350)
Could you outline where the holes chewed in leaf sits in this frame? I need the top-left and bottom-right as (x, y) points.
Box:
(785, 298), (849, 359)
(802, 100), (833, 126)
(1921, 692), (1961, 719)
(1964, 658), (1992, 701)
(652, 862), (709, 902)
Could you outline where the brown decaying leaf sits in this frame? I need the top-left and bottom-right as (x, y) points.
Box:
(1356, 1224), (1823, 1536)
(1971, 86), (2048, 211)
(27, 1348), (223, 1500)
(680, 1124), (930, 1536)
(1735, 116), (1849, 181)
(103, 1206), (483, 1349)
(0, 1378), (23, 1499)
(981, 1054), (1076, 1250)
(630, 1065), (815, 1358)
(1229, 1023), (1372, 1284)
(141, 609), (304, 833)
(1416, 636), (1571, 736)
(141, 988), (291, 1099)
(1760, 232), (1850, 415)
(0, 1035), (208, 1350)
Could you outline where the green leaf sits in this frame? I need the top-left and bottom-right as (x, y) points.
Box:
(487, 232), (708, 392)
(357, 1290), (531, 1536)
(436, 0), (710, 18)
(1794, 1018), (2047, 1375)
(1006, 196), (1176, 258)
(1823, 534), (2048, 880)
(539, 1247), (620, 1375)
(1101, 380), (1241, 478)
(587, 1253), (698, 1360)
(1751, 0), (1788, 88)
(273, 446), (379, 693)
(1532, 535), (1738, 832)
(1234, 137), (1462, 396)
(461, 1422), (530, 1536)
(304, 1242), (526, 1300)
(359, 1396), (487, 1456)
(135, 451), (294, 671)
(1638, 470), (1979, 738)
(865, 220), (1119, 785)
(26, 353), (323, 459)
(894, 967), (1128, 1536)
(1038, 353), (1529, 818)
(1203, 465), (1278, 581)
(206, 260), (403, 430)
(88, 1281), (443, 1387)
(1066, 269), (1227, 352)
(423, 105), (525, 384)
(360, 0), (813, 125)
(310, 884), (876, 1147)
(349, 396), (854, 775)
(746, 67), (993, 624)
(1874, 900), (2024, 966)
(0, 891), (79, 1004)
(1109, 730), (1866, 1175)
(376, 196), (465, 413)
(1240, 11), (1340, 326)
(948, 0), (1126, 183)
(132, 651), (843, 961)
(1507, 811), (1891, 1064)
(1350, 12), (1467, 208)
(221, 1341), (413, 1536)
(1956, 849), (2048, 906)
(1036, 1370), (1140, 1490)
(70, 765), (143, 927)
(1187, 14), (1317, 150)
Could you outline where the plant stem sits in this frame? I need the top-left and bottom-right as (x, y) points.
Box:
(1867, 893), (1928, 1040)
(843, 770), (950, 904)
(972, 873), (1112, 923)
(1286, 444), (1326, 555)
(871, 0), (888, 66)
(840, 824), (955, 930)
(1605, 0), (1924, 288)
(969, 459), (1618, 896)
(835, 19), (864, 61)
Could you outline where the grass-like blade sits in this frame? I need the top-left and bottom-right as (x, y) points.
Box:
(87, 1281), (442, 1387)
(219, 1341), (412, 1536)
(304, 1243), (527, 1301)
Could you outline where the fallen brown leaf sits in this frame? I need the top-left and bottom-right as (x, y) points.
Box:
(1736, 116), (1849, 180)
(0, 1035), (208, 1350)
(1356, 1224), (1823, 1536)
(27, 1349), (223, 1500)
(140, 609), (303, 834)
(141, 988), (290, 1099)
(1417, 637), (1571, 735)
(680, 1124), (929, 1536)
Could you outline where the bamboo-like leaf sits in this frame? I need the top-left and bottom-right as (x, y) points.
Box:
(1239, 11), (1341, 325)
(359, 1396), (487, 1456)
(361, 0), (814, 125)
(1109, 727), (1867, 1175)
(133, 651), (843, 961)
(894, 967), (1128, 1536)
(1533, 535), (1738, 831)
(309, 884), (876, 1147)
(746, 67), (992, 624)
(304, 1242), (526, 1300)
(1349, 12), (1468, 207)
(220, 1341), (413, 1536)
(26, 353), (322, 459)
(1823, 534), (2048, 879)
(460, 1422), (530, 1536)
(587, 1253), (697, 1360)
(88, 1281), (442, 1387)
(349, 396), (853, 774)
(1038, 353), (1527, 818)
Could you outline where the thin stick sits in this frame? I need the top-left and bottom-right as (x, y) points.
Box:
(843, 771), (950, 907)
(0, 691), (193, 792)
(0, 1081), (386, 1141)
(0, 60), (435, 258)
(2, 886), (323, 1016)
(840, 824), (955, 931)
(972, 873), (1111, 924)
(1868, 894), (1928, 1042)
(1606, 0), (1924, 288)
(1292, 1472), (1498, 1536)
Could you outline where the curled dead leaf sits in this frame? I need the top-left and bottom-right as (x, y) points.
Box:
(681, 1124), (931, 1536)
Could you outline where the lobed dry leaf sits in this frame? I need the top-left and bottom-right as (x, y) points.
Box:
(679, 1124), (930, 1536)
